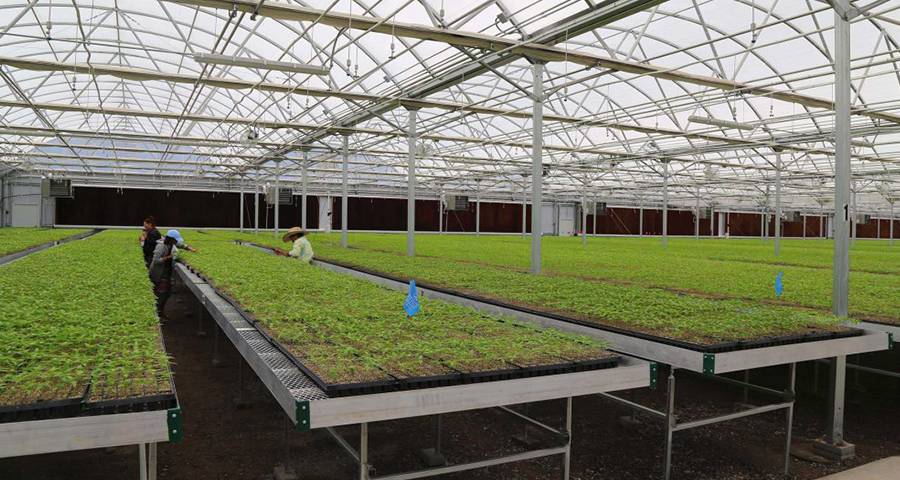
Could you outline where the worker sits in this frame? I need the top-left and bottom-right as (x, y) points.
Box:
(149, 233), (178, 318)
(139, 216), (161, 268)
(277, 227), (314, 264)
(165, 229), (198, 253)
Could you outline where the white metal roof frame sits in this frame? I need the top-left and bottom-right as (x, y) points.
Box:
(0, 0), (897, 213)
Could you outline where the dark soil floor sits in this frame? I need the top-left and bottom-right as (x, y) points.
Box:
(2, 283), (898, 480)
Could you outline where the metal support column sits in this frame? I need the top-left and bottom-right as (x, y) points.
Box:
(476, 190), (481, 236)
(563, 397), (573, 480)
(825, 356), (850, 449)
(784, 363), (797, 476)
(663, 370), (675, 480)
(439, 188), (444, 234)
(274, 160), (281, 238)
(760, 212), (765, 240)
(891, 203), (895, 246)
(359, 423), (369, 480)
(341, 135), (349, 248)
(639, 202), (644, 236)
(851, 188), (857, 242)
(253, 170), (260, 234)
(662, 160), (669, 247)
(0, 175), (5, 227)
(775, 152), (782, 256)
(832, 3), (851, 319)
(530, 60), (544, 274)
(521, 185), (527, 238)
(239, 177), (244, 233)
(139, 443), (148, 480)
(821, 209), (826, 238)
(803, 215), (807, 238)
(694, 187), (700, 240)
(0, 175), (4, 227)
(581, 194), (587, 247)
(407, 108), (418, 257)
(826, 12), (852, 457)
(301, 150), (308, 230)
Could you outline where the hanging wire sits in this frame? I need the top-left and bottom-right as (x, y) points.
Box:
(46, 0), (53, 39)
(346, 0), (353, 74)
(389, 20), (396, 59)
(563, 28), (569, 102)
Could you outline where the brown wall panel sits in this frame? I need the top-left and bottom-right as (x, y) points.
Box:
(329, 197), (530, 233)
(584, 208), (719, 236)
(872, 218), (899, 239)
(57, 187), (895, 239)
(56, 186), (319, 228)
(726, 212), (762, 237)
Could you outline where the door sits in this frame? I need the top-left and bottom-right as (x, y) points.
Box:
(12, 203), (39, 226)
(541, 203), (556, 235)
(318, 196), (332, 232)
(558, 205), (576, 236)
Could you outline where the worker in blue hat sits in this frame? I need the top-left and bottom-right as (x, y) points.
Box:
(148, 232), (178, 319)
(164, 229), (198, 253)
(147, 230), (197, 319)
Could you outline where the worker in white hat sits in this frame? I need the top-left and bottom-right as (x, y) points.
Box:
(278, 227), (314, 264)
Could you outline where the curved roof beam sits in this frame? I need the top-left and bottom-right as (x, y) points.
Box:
(163, 0), (900, 127)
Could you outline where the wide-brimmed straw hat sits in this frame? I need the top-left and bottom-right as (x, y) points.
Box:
(282, 227), (305, 243)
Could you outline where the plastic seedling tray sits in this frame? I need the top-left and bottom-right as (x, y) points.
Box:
(187, 257), (621, 398)
(314, 256), (863, 355)
(0, 385), (89, 424)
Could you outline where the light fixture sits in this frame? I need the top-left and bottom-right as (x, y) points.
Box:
(688, 115), (754, 131)
(192, 53), (330, 76)
(851, 139), (875, 148)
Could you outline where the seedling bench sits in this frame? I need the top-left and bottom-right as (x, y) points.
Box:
(176, 262), (652, 480)
(307, 253), (891, 480)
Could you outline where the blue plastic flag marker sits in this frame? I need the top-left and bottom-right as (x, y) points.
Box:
(404, 280), (420, 317)
(775, 271), (784, 297)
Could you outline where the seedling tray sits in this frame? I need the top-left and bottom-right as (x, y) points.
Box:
(183, 259), (621, 398)
(84, 392), (178, 416)
(313, 256), (863, 354)
(0, 379), (177, 425)
(84, 331), (179, 416)
(0, 390), (87, 424)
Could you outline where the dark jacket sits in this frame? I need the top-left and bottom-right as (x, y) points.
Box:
(149, 241), (174, 284)
(143, 228), (161, 266)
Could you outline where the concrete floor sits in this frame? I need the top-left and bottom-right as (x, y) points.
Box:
(816, 457), (900, 480)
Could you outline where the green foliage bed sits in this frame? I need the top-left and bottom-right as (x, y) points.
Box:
(0, 227), (91, 257)
(305, 233), (898, 323)
(179, 235), (612, 389)
(202, 231), (852, 346)
(0, 230), (171, 409)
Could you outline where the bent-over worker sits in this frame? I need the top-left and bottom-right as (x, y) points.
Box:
(149, 233), (178, 318)
(278, 227), (314, 264)
(164, 229), (198, 253)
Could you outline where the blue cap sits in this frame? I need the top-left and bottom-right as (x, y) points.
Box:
(165, 229), (184, 244)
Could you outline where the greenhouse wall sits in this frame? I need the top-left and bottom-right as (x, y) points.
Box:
(51, 186), (897, 238)
(56, 186), (320, 228)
